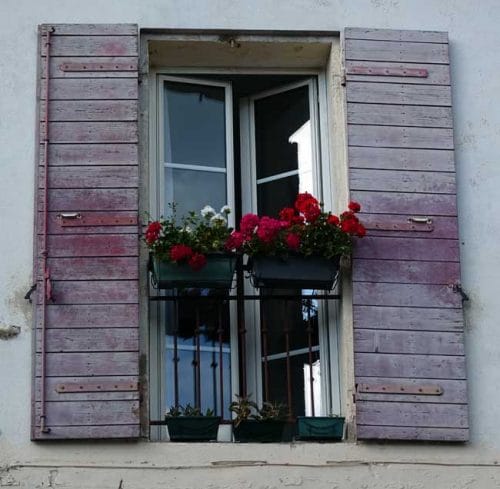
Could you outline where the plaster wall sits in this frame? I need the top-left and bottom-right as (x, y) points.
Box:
(1, 1), (500, 487)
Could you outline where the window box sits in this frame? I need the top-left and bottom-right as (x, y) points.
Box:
(233, 420), (287, 443)
(249, 255), (340, 290)
(151, 254), (237, 289)
(295, 416), (344, 441)
(165, 416), (221, 441)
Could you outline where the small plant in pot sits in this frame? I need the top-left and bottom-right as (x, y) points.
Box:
(295, 414), (345, 441)
(165, 404), (221, 442)
(230, 395), (288, 443)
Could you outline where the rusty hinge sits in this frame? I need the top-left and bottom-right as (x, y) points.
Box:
(58, 213), (137, 227)
(56, 381), (138, 393)
(60, 62), (136, 72)
(346, 65), (429, 78)
(357, 383), (443, 396)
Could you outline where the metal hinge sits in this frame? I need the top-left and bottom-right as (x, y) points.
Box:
(340, 68), (346, 87)
(452, 283), (470, 302)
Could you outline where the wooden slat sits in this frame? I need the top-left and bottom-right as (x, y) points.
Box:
(345, 28), (448, 44)
(37, 328), (138, 352)
(348, 104), (452, 128)
(348, 147), (455, 172)
(33, 424), (140, 440)
(40, 122), (137, 143)
(348, 125), (454, 149)
(356, 377), (467, 404)
(356, 425), (468, 441)
(43, 56), (137, 79)
(46, 257), (138, 280)
(347, 82), (451, 106)
(41, 165), (138, 188)
(345, 39), (449, 63)
(41, 35), (137, 56)
(41, 78), (138, 100)
(44, 234), (138, 257)
(353, 282), (462, 308)
(354, 353), (466, 379)
(42, 304), (139, 328)
(353, 305), (464, 332)
(354, 330), (464, 355)
(45, 188), (138, 211)
(40, 100), (137, 121)
(38, 352), (139, 376)
(38, 280), (139, 305)
(41, 143), (138, 166)
(357, 401), (467, 428)
(353, 259), (460, 285)
(350, 169), (455, 194)
(345, 61), (450, 85)
(47, 24), (138, 36)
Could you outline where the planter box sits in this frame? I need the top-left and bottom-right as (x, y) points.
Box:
(295, 416), (344, 441)
(249, 255), (340, 289)
(233, 420), (286, 443)
(165, 416), (221, 441)
(151, 254), (237, 289)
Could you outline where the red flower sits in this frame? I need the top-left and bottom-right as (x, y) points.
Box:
(348, 201), (361, 213)
(240, 213), (260, 237)
(327, 214), (340, 226)
(286, 233), (301, 250)
(225, 231), (245, 251)
(303, 201), (321, 223)
(291, 214), (305, 225)
(145, 221), (162, 244)
(356, 223), (366, 238)
(279, 207), (296, 222)
(188, 253), (207, 271)
(256, 216), (283, 243)
(341, 219), (358, 234)
(170, 244), (193, 262)
(295, 192), (319, 213)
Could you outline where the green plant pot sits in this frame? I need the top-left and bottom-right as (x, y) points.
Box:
(295, 416), (345, 441)
(151, 254), (237, 289)
(249, 255), (340, 289)
(233, 420), (286, 443)
(165, 416), (221, 441)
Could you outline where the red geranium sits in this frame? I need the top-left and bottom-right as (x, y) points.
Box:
(240, 213), (260, 237)
(170, 244), (193, 262)
(145, 221), (162, 244)
(348, 201), (361, 213)
(356, 223), (366, 238)
(188, 252), (207, 271)
(279, 207), (296, 223)
(256, 216), (284, 243)
(328, 215), (340, 226)
(286, 233), (301, 250)
(295, 192), (319, 213)
(225, 231), (245, 251)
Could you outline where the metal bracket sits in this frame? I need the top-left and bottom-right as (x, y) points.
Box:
(346, 65), (429, 78)
(56, 381), (138, 393)
(357, 383), (443, 396)
(24, 283), (37, 303)
(366, 217), (433, 232)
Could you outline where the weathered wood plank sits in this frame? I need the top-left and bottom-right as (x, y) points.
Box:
(33, 424), (140, 440)
(353, 305), (464, 332)
(356, 377), (467, 404)
(43, 56), (138, 78)
(35, 400), (139, 425)
(40, 165), (138, 188)
(42, 304), (139, 328)
(359, 214), (459, 239)
(37, 328), (138, 352)
(357, 401), (467, 428)
(348, 147), (455, 172)
(354, 330), (464, 355)
(41, 35), (137, 56)
(46, 257), (138, 280)
(45, 24), (138, 36)
(44, 188), (138, 212)
(38, 352), (139, 376)
(347, 82), (451, 106)
(345, 28), (448, 44)
(348, 103), (452, 128)
(351, 191), (457, 216)
(41, 144), (138, 166)
(40, 100), (137, 121)
(353, 282), (462, 308)
(43, 235), (138, 258)
(40, 122), (137, 144)
(345, 39), (448, 63)
(354, 353), (466, 379)
(356, 425), (468, 441)
(354, 237), (459, 262)
(353, 259), (460, 285)
(345, 61), (450, 85)
(41, 78), (138, 100)
(350, 168), (455, 194)
(38, 280), (138, 305)
(348, 125), (454, 149)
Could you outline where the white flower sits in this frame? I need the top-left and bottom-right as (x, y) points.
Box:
(210, 213), (227, 225)
(201, 205), (216, 218)
(220, 205), (231, 215)
(183, 225), (193, 233)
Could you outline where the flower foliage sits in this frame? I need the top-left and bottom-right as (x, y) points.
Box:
(144, 204), (233, 270)
(225, 193), (366, 259)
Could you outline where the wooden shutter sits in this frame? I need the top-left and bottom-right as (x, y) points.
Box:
(33, 24), (140, 440)
(345, 28), (469, 441)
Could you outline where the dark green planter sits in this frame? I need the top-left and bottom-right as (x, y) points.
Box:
(165, 416), (221, 441)
(233, 420), (286, 443)
(250, 255), (340, 289)
(151, 254), (237, 289)
(295, 416), (344, 441)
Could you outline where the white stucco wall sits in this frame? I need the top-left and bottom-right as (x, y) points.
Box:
(1, 0), (500, 487)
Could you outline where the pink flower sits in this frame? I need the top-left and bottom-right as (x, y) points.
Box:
(170, 244), (193, 262)
(188, 253), (207, 271)
(286, 233), (301, 250)
(225, 231), (245, 251)
(240, 213), (260, 237)
(256, 216), (283, 243)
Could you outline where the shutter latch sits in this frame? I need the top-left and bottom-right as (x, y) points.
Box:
(452, 283), (470, 302)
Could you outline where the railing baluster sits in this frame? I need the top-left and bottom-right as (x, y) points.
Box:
(218, 301), (224, 418)
(306, 299), (315, 417)
(284, 299), (293, 420)
(195, 305), (201, 409)
(261, 305), (270, 402)
(173, 294), (179, 408)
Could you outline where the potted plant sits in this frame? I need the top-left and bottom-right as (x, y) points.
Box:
(165, 404), (221, 442)
(295, 415), (345, 441)
(229, 395), (287, 443)
(144, 204), (238, 289)
(227, 193), (366, 289)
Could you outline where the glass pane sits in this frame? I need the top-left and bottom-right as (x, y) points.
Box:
(254, 85), (311, 179)
(165, 168), (227, 218)
(164, 81), (226, 168)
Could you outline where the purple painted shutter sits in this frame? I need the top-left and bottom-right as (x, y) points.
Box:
(345, 28), (469, 441)
(33, 24), (140, 440)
